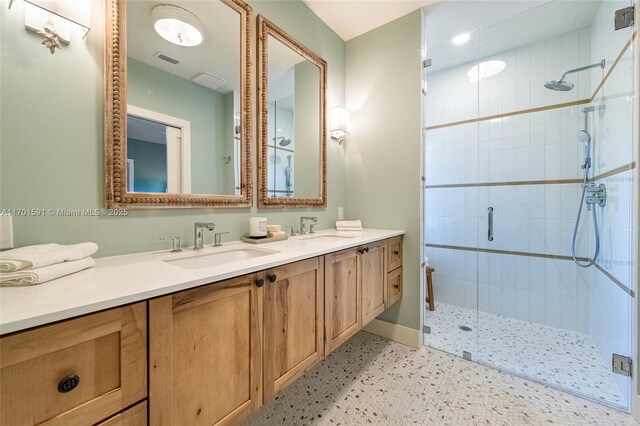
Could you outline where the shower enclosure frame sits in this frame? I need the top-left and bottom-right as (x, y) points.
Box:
(419, 0), (639, 415)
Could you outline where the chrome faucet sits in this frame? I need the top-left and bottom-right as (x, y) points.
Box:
(300, 216), (318, 235)
(213, 231), (229, 247)
(194, 222), (215, 250)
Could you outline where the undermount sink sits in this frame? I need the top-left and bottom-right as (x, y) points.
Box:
(300, 234), (358, 243)
(164, 246), (279, 269)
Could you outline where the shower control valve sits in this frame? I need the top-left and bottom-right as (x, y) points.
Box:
(585, 183), (606, 210)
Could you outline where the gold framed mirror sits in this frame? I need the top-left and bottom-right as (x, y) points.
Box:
(105, 0), (252, 208)
(257, 15), (327, 208)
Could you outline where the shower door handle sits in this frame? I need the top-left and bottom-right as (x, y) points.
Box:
(487, 207), (494, 242)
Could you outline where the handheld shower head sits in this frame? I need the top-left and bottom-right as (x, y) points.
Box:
(577, 130), (591, 143)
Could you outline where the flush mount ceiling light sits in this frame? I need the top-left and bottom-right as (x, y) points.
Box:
(452, 32), (470, 45)
(467, 60), (506, 82)
(152, 5), (204, 47)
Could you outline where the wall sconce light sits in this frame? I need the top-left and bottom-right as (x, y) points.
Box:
(329, 106), (350, 144)
(8, 0), (91, 54)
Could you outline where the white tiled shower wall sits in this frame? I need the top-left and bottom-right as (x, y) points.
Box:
(424, 27), (599, 333)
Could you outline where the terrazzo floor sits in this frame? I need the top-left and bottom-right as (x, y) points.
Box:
(424, 302), (626, 408)
(242, 331), (635, 426)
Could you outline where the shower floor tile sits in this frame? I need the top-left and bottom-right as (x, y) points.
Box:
(424, 302), (626, 408)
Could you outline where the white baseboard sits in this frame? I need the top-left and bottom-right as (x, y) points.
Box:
(634, 394), (640, 422)
(362, 319), (421, 349)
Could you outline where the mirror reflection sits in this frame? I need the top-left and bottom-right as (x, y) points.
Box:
(265, 35), (321, 199)
(126, 0), (242, 195)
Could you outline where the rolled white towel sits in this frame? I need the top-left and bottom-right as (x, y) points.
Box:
(0, 242), (98, 272)
(0, 257), (96, 286)
(336, 220), (362, 228)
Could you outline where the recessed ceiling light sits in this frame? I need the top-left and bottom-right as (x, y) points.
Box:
(467, 60), (506, 82)
(152, 5), (204, 47)
(452, 33), (470, 45)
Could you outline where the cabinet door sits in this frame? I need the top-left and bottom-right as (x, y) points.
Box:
(263, 257), (324, 400)
(149, 275), (262, 426)
(360, 240), (387, 325)
(96, 401), (147, 426)
(0, 302), (146, 426)
(324, 248), (360, 354)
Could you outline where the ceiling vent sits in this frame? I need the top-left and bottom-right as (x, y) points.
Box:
(154, 51), (179, 65)
(192, 73), (226, 91)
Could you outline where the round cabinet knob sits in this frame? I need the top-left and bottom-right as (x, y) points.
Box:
(256, 278), (264, 288)
(393, 284), (400, 289)
(57, 374), (80, 393)
(267, 274), (277, 283)
(393, 250), (399, 255)
(365, 247), (370, 253)
(358, 249), (365, 254)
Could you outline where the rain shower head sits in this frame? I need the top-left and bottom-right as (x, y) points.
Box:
(544, 59), (605, 92)
(544, 80), (574, 91)
(273, 136), (291, 147)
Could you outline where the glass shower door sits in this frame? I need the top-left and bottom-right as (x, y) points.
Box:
(423, 26), (481, 360)
(473, 0), (635, 410)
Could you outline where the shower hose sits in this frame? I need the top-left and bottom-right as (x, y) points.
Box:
(571, 170), (599, 268)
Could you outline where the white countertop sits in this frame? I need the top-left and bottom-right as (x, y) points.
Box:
(0, 229), (403, 335)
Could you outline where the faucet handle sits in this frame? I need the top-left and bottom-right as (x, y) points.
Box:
(213, 232), (229, 247)
(160, 236), (182, 253)
(283, 225), (296, 236)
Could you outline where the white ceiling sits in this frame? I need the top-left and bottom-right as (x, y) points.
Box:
(127, 1), (241, 94)
(302, 0), (438, 41)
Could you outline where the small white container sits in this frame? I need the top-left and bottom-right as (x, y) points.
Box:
(250, 217), (268, 238)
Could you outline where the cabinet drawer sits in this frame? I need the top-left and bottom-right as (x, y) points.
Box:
(97, 401), (147, 426)
(387, 236), (403, 271)
(1, 302), (147, 426)
(387, 267), (403, 307)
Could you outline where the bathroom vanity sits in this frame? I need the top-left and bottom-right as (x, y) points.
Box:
(0, 230), (403, 425)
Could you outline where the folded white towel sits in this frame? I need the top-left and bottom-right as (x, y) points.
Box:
(337, 227), (363, 232)
(0, 242), (98, 272)
(336, 220), (362, 228)
(0, 257), (96, 286)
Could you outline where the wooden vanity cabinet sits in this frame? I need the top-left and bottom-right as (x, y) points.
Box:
(386, 235), (404, 307)
(0, 302), (147, 426)
(262, 257), (324, 401)
(324, 248), (361, 354)
(360, 240), (387, 325)
(149, 274), (262, 426)
(96, 401), (148, 426)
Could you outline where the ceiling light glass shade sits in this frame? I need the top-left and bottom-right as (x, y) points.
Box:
(467, 60), (506, 82)
(452, 32), (470, 45)
(152, 5), (204, 47)
(329, 107), (351, 139)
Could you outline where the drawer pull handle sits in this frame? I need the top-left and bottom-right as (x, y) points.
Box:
(393, 250), (399, 255)
(358, 249), (365, 254)
(57, 374), (80, 393)
(255, 278), (264, 288)
(365, 247), (369, 253)
(393, 284), (399, 289)
(267, 274), (277, 283)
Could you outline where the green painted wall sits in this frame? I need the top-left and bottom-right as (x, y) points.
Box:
(0, 0), (346, 257)
(345, 11), (423, 331)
